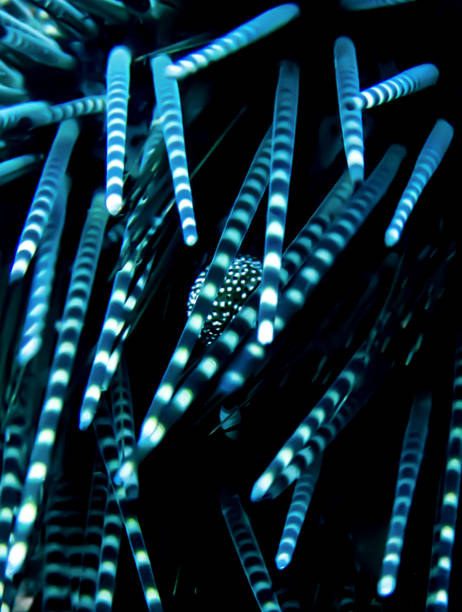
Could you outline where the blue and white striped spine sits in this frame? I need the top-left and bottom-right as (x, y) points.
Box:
(0, 24), (76, 70)
(30, 0), (98, 38)
(378, 390), (431, 597)
(275, 462), (321, 570)
(334, 37), (364, 186)
(350, 64), (439, 110)
(221, 492), (282, 612)
(426, 344), (462, 610)
(105, 45), (131, 216)
(9, 118), (79, 282)
(258, 60), (299, 345)
(79, 258), (136, 430)
(165, 4), (300, 80)
(385, 119), (453, 247)
(251, 352), (367, 502)
(16, 178), (68, 366)
(341, 0), (416, 10)
(151, 54), (197, 246)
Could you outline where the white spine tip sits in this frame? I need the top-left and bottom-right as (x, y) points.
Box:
(385, 227), (399, 247)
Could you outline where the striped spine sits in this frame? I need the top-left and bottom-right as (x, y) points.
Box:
(9, 119), (79, 282)
(28, 0), (98, 38)
(426, 344), (462, 610)
(251, 351), (367, 502)
(151, 54), (197, 245)
(105, 45), (131, 216)
(16, 178), (68, 366)
(0, 24), (75, 70)
(275, 461), (321, 570)
(350, 64), (439, 110)
(79, 258), (136, 429)
(165, 4), (300, 80)
(221, 492), (282, 612)
(385, 119), (453, 247)
(334, 37), (364, 185)
(378, 390), (431, 597)
(258, 60), (299, 345)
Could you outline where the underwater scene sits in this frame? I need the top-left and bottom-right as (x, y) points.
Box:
(0, 0), (460, 610)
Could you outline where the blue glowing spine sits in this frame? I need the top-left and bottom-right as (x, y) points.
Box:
(79, 258), (136, 429)
(0, 413), (29, 600)
(352, 64), (439, 110)
(220, 147), (404, 399)
(334, 37), (364, 186)
(49, 95), (106, 122)
(6, 190), (108, 577)
(30, 0), (98, 38)
(220, 492), (282, 612)
(94, 491), (122, 611)
(9, 118), (79, 282)
(341, 0), (416, 9)
(251, 352), (367, 502)
(0, 6), (62, 49)
(165, 4), (300, 80)
(378, 390), (431, 597)
(105, 45), (131, 216)
(151, 54), (197, 246)
(0, 96), (105, 133)
(385, 119), (453, 247)
(42, 484), (80, 611)
(0, 24), (76, 70)
(16, 178), (68, 367)
(426, 345), (462, 610)
(139, 171), (353, 451)
(280, 172), (353, 285)
(94, 410), (163, 611)
(136, 127), (272, 453)
(77, 469), (108, 610)
(0, 101), (53, 132)
(110, 358), (136, 465)
(103, 256), (154, 388)
(258, 60), (299, 345)
(0, 154), (42, 185)
(275, 461), (321, 570)
(267, 382), (369, 500)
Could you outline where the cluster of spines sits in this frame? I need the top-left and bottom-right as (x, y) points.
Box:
(6, 190), (108, 578)
(135, 126), (273, 455)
